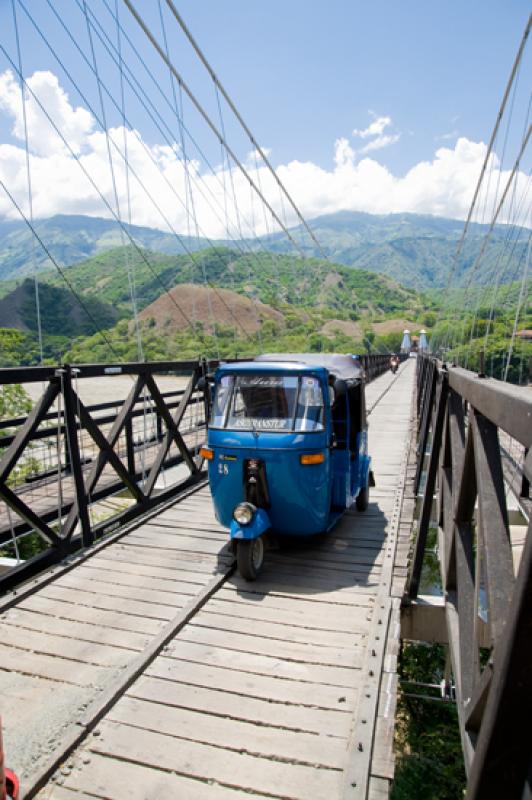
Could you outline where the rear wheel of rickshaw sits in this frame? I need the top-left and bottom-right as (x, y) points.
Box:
(237, 536), (264, 580)
(356, 483), (369, 511)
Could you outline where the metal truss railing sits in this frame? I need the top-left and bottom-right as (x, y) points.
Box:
(0, 360), (213, 592)
(407, 354), (532, 799)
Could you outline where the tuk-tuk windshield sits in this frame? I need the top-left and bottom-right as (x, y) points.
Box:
(210, 374), (325, 432)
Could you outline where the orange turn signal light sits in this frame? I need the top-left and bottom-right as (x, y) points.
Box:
(200, 446), (214, 461)
(300, 452), (325, 466)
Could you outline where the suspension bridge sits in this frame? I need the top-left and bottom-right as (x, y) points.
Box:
(0, 3), (530, 799)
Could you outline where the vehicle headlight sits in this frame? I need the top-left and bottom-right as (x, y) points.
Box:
(233, 502), (256, 526)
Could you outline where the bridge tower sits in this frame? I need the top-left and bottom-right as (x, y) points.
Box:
(400, 329), (411, 353)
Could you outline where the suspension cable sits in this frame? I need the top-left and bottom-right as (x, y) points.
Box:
(10, 0), (44, 365)
(0, 177), (123, 361)
(21, 0), (261, 339)
(162, 0), (330, 262)
(433, 13), (531, 355)
(89, 0), (282, 262)
(445, 13), (531, 289)
(85, 0), (314, 326)
(0, 41), (219, 339)
(121, 0), (321, 264)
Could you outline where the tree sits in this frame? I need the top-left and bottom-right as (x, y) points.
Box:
(0, 383), (32, 421)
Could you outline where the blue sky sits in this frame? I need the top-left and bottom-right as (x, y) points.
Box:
(176, 0), (530, 173)
(0, 1), (529, 234)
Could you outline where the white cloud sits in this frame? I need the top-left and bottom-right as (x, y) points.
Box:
(0, 70), (529, 241)
(359, 133), (401, 154)
(353, 114), (391, 139)
(436, 130), (460, 141)
(247, 146), (272, 163)
(352, 112), (400, 154)
(0, 70), (93, 157)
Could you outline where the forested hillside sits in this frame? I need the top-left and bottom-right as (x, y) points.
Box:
(0, 211), (527, 289)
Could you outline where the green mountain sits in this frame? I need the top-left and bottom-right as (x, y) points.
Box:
(0, 211), (527, 289)
(0, 246), (424, 319)
(259, 211), (529, 288)
(0, 214), (212, 282)
(0, 245), (430, 366)
(0, 277), (119, 335)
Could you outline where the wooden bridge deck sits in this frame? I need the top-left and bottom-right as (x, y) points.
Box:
(0, 362), (415, 800)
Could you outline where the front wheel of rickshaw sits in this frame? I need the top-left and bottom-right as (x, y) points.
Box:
(356, 483), (369, 512)
(237, 536), (265, 581)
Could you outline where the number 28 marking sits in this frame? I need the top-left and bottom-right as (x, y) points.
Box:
(218, 463), (229, 475)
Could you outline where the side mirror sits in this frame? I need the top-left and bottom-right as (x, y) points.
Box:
(197, 375), (214, 392)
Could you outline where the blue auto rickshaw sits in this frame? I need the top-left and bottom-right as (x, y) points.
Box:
(200, 353), (374, 580)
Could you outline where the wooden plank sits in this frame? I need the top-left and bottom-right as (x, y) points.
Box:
(37, 785), (97, 799)
(371, 714), (396, 780)
(205, 597), (371, 634)
(122, 533), (229, 555)
(108, 695), (347, 769)
(163, 505), (219, 519)
(0, 607), (147, 651)
(191, 610), (366, 648)
(0, 624), (132, 668)
(146, 657), (356, 710)
(60, 751), (273, 800)
(0, 642), (109, 686)
(91, 551), (226, 577)
(227, 573), (380, 600)
(128, 674), (352, 737)
(20, 594), (165, 635)
(165, 639), (362, 686)
(107, 544), (231, 570)
(52, 574), (198, 604)
(274, 549), (384, 571)
(218, 585), (375, 616)
(145, 521), (227, 538)
(148, 512), (225, 529)
(179, 622), (363, 668)
(87, 719), (342, 800)
(75, 562), (207, 593)
(266, 558), (382, 583)
(38, 585), (186, 621)
(368, 776), (390, 800)
(137, 520), (227, 537)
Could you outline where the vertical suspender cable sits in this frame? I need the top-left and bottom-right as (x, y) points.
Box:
(83, 0), (145, 362)
(503, 233), (531, 382)
(11, 0), (44, 365)
(162, 0), (330, 264)
(115, 0), (144, 362)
